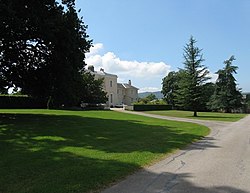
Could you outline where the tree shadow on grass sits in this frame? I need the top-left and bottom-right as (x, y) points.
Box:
(0, 113), (215, 153)
(0, 112), (218, 193)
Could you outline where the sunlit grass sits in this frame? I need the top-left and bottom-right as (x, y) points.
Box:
(144, 110), (246, 122)
(0, 109), (209, 193)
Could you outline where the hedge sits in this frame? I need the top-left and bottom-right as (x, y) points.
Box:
(133, 104), (172, 111)
(80, 103), (106, 110)
(0, 95), (45, 109)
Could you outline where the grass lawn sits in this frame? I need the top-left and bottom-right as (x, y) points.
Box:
(0, 109), (209, 193)
(144, 110), (246, 122)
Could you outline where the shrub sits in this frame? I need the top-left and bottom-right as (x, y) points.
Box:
(134, 99), (167, 105)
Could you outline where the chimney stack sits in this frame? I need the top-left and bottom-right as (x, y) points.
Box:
(128, 80), (131, 85)
(88, 65), (94, 72)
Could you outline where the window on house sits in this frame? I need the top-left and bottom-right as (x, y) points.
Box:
(110, 81), (112, 87)
(110, 94), (113, 103)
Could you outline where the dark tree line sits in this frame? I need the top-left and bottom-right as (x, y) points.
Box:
(0, 0), (106, 108)
(162, 37), (243, 116)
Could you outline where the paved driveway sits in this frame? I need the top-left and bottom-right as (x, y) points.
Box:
(102, 110), (250, 193)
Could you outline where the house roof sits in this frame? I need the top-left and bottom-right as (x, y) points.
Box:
(88, 70), (117, 78)
(117, 83), (139, 90)
(87, 67), (138, 89)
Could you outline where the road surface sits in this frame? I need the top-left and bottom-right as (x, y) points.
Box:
(102, 110), (250, 193)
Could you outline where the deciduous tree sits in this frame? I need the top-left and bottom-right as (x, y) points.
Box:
(0, 0), (92, 108)
(80, 72), (108, 104)
(162, 70), (186, 109)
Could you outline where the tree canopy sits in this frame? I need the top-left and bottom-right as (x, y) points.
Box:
(209, 56), (242, 112)
(80, 72), (108, 104)
(162, 40), (243, 114)
(0, 0), (92, 108)
(162, 70), (185, 109)
(177, 36), (210, 116)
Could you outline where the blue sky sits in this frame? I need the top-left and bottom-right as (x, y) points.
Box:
(76, 0), (250, 92)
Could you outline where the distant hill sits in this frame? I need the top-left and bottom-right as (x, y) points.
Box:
(138, 91), (164, 99)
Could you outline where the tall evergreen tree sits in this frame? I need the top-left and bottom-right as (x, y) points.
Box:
(178, 36), (210, 116)
(209, 56), (242, 112)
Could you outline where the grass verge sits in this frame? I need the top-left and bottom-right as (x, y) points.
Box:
(144, 110), (246, 122)
(0, 109), (209, 193)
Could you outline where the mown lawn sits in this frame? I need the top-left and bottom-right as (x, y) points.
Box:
(0, 109), (209, 193)
(145, 110), (246, 122)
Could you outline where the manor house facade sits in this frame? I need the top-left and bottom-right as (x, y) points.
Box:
(88, 66), (139, 107)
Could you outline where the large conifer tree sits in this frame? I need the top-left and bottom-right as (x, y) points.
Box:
(209, 56), (242, 112)
(178, 36), (210, 116)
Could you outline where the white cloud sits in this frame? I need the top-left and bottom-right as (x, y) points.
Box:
(85, 44), (220, 92)
(85, 43), (171, 79)
(86, 43), (104, 56)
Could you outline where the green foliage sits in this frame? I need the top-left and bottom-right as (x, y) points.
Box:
(0, 0), (92, 108)
(0, 109), (209, 193)
(208, 56), (243, 112)
(80, 72), (108, 104)
(135, 93), (166, 105)
(247, 100), (250, 111)
(162, 37), (211, 116)
(161, 38), (244, 115)
(135, 97), (151, 104)
(177, 36), (210, 116)
(162, 70), (186, 109)
(150, 99), (167, 105)
(246, 94), (250, 107)
(200, 82), (216, 111)
(146, 93), (157, 101)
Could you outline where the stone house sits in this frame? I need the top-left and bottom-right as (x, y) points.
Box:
(88, 66), (139, 107)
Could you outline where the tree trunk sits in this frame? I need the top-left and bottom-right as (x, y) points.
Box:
(193, 110), (197, 117)
(47, 96), (52, 109)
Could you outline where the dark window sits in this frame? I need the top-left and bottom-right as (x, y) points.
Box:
(110, 94), (113, 103)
